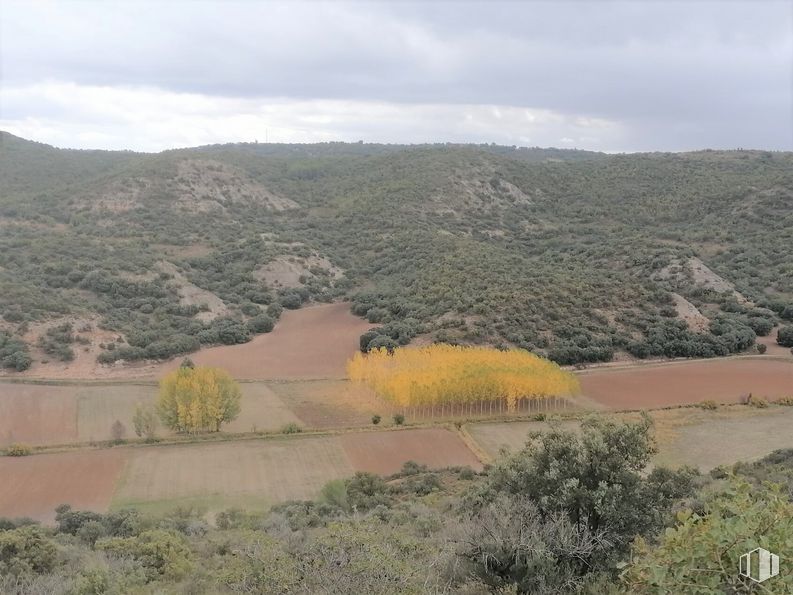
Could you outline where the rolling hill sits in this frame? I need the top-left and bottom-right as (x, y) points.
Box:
(1, 131), (792, 371)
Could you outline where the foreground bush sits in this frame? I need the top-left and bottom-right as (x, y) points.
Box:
(622, 479), (793, 592)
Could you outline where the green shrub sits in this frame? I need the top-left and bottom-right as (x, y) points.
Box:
(319, 479), (349, 511)
(778, 325), (793, 347)
(371, 414), (381, 425)
(247, 314), (275, 333)
(393, 413), (405, 426)
(756, 343), (767, 354)
(281, 422), (302, 434)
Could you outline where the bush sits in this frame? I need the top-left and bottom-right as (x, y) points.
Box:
(393, 413), (405, 426)
(756, 343), (767, 354)
(0, 332), (32, 371)
(247, 314), (275, 333)
(698, 400), (718, 410)
(281, 422), (302, 434)
(775, 396), (793, 406)
(345, 472), (392, 510)
(371, 414), (381, 425)
(747, 395), (768, 408)
(319, 479), (349, 511)
(777, 325), (793, 347)
(6, 443), (31, 456)
(0, 526), (57, 576)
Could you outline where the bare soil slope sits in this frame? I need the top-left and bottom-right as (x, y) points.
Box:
(156, 303), (372, 380)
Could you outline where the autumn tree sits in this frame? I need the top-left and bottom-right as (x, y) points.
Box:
(347, 344), (579, 413)
(132, 403), (158, 439)
(157, 366), (241, 433)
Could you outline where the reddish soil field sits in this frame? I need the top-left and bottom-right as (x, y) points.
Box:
(340, 428), (483, 475)
(0, 384), (78, 446)
(0, 449), (126, 523)
(579, 358), (793, 409)
(156, 303), (373, 380)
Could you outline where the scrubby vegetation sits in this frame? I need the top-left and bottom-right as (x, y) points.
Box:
(1, 133), (792, 369)
(3, 417), (792, 593)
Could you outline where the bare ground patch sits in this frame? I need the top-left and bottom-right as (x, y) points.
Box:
(157, 261), (228, 322)
(155, 302), (373, 380)
(671, 292), (709, 332)
(268, 380), (387, 429)
(113, 438), (354, 512)
(578, 358), (793, 409)
(0, 381), (300, 446)
(253, 255), (342, 290)
(339, 428), (483, 475)
(466, 419), (581, 460)
(0, 449), (126, 523)
(0, 383), (79, 446)
(653, 407), (793, 470)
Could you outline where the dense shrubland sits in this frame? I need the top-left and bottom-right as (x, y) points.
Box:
(1, 132), (792, 368)
(3, 418), (792, 593)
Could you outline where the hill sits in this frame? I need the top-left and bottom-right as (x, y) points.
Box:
(1, 132), (792, 371)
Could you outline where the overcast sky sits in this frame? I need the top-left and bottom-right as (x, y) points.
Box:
(1, 0), (791, 152)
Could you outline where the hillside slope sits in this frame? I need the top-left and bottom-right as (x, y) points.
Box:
(1, 132), (792, 370)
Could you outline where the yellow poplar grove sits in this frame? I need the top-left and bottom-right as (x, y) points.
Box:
(347, 344), (579, 411)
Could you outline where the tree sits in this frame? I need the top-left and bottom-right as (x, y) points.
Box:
(157, 366), (241, 433)
(777, 325), (793, 347)
(132, 403), (158, 439)
(111, 420), (126, 442)
(477, 416), (698, 569)
(622, 478), (793, 593)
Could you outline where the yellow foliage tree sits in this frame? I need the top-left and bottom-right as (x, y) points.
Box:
(347, 344), (579, 413)
(157, 366), (241, 433)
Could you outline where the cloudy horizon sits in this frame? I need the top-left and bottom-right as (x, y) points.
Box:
(1, 0), (791, 153)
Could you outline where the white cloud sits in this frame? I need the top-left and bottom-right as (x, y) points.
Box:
(0, 82), (626, 152)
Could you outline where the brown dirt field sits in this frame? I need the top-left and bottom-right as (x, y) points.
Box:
(0, 383), (79, 446)
(268, 380), (387, 429)
(467, 420), (581, 460)
(113, 438), (354, 511)
(156, 303), (373, 380)
(578, 358), (793, 409)
(0, 381), (301, 446)
(0, 449), (126, 523)
(339, 428), (483, 475)
(653, 407), (793, 471)
(467, 407), (793, 471)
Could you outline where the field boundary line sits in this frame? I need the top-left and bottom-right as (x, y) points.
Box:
(455, 424), (493, 465)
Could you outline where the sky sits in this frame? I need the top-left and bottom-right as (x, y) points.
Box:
(1, 0), (791, 153)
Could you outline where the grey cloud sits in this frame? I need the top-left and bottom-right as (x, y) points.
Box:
(1, 0), (790, 150)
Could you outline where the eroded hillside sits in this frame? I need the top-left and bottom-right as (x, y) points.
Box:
(1, 132), (792, 371)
